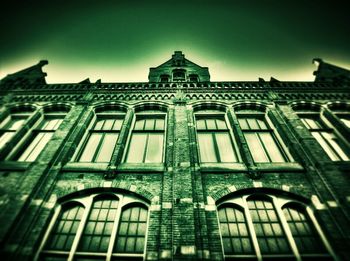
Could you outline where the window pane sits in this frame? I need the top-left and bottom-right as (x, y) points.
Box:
(94, 120), (104, 130)
(0, 132), (14, 149)
(102, 119), (114, 130)
(155, 119), (165, 130)
(79, 133), (102, 162)
(196, 119), (206, 130)
(145, 134), (164, 163)
(43, 119), (61, 130)
(95, 133), (119, 162)
(8, 118), (26, 130)
(312, 132), (339, 161)
(206, 119), (216, 130)
(198, 133), (217, 162)
(134, 119), (145, 130)
(257, 119), (268, 129)
(215, 133), (237, 162)
(244, 133), (269, 162)
(259, 133), (285, 162)
(322, 132), (349, 161)
(247, 118), (259, 129)
(18, 133), (53, 161)
(340, 117), (350, 128)
(238, 119), (249, 130)
(144, 119), (155, 130)
(216, 119), (227, 130)
(112, 119), (123, 130)
(126, 134), (147, 163)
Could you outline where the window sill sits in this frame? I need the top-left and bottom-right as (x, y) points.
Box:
(255, 162), (304, 172)
(200, 163), (247, 173)
(117, 163), (165, 173)
(63, 162), (109, 172)
(0, 161), (31, 170)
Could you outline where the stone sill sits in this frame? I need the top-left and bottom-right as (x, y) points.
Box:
(63, 162), (109, 172)
(200, 163), (247, 173)
(117, 163), (165, 173)
(0, 161), (31, 170)
(255, 162), (304, 172)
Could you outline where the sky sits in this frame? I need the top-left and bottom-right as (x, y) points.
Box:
(1, 0), (350, 83)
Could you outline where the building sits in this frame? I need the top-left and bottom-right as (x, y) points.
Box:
(0, 51), (350, 260)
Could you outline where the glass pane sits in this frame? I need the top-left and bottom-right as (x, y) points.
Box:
(0, 132), (14, 149)
(134, 119), (145, 130)
(95, 133), (118, 162)
(196, 119), (206, 130)
(155, 119), (165, 130)
(145, 134), (164, 163)
(216, 119), (227, 130)
(259, 133), (285, 162)
(257, 119), (268, 129)
(238, 119), (249, 130)
(215, 133), (237, 162)
(340, 118), (350, 128)
(94, 120), (104, 130)
(206, 119), (216, 129)
(79, 133), (102, 162)
(247, 118), (259, 129)
(112, 119), (123, 130)
(322, 132), (349, 161)
(43, 119), (60, 130)
(144, 119), (155, 130)
(126, 133), (147, 163)
(198, 133), (217, 162)
(102, 119), (114, 130)
(244, 133), (269, 162)
(312, 132), (339, 161)
(8, 118), (26, 130)
(304, 118), (321, 129)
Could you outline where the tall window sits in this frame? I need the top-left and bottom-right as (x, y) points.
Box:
(195, 112), (239, 163)
(236, 110), (288, 163)
(298, 114), (349, 161)
(0, 111), (30, 150)
(77, 109), (125, 163)
(38, 193), (149, 261)
(17, 114), (64, 161)
(125, 113), (165, 163)
(218, 193), (333, 260)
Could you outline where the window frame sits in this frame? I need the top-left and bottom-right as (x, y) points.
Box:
(15, 113), (65, 162)
(298, 112), (350, 161)
(217, 193), (336, 260)
(124, 111), (167, 164)
(74, 111), (126, 163)
(236, 110), (292, 163)
(195, 111), (241, 163)
(35, 192), (150, 261)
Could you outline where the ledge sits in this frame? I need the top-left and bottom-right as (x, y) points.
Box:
(200, 163), (248, 173)
(62, 162), (109, 172)
(117, 163), (165, 173)
(0, 161), (31, 171)
(255, 162), (304, 172)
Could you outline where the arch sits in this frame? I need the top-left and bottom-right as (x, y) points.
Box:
(326, 101), (350, 111)
(8, 103), (38, 113)
(192, 101), (228, 113)
(232, 101), (270, 112)
(133, 102), (169, 113)
(290, 101), (322, 112)
(92, 102), (128, 113)
(42, 103), (72, 113)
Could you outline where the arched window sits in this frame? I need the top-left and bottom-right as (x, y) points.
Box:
(76, 107), (126, 163)
(235, 108), (291, 163)
(294, 105), (349, 161)
(125, 109), (166, 163)
(159, 74), (170, 83)
(38, 192), (149, 261)
(17, 109), (67, 161)
(189, 74), (199, 82)
(217, 193), (334, 260)
(195, 109), (239, 163)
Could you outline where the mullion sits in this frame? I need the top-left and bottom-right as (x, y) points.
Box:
(91, 133), (106, 162)
(142, 133), (150, 163)
(20, 131), (46, 161)
(212, 133), (222, 162)
(320, 131), (344, 160)
(255, 131), (272, 162)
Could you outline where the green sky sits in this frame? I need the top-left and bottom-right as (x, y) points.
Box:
(1, 0), (350, 83)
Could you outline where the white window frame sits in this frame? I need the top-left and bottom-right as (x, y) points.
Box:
(123, 111), (167, 164)
(195, 110), (241, 163)
(35, 192), (150, 261)
(217, 193), (336, 261)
